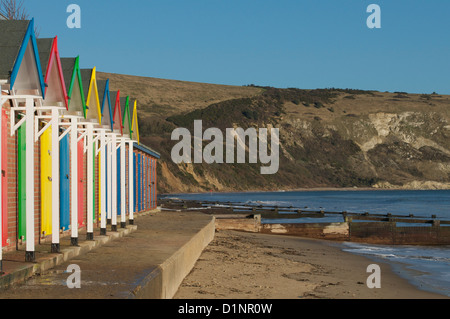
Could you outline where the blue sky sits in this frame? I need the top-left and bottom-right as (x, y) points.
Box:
(23, 0), (450, 94)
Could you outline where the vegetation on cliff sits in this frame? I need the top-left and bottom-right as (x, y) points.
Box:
(98, 72), (450, 193)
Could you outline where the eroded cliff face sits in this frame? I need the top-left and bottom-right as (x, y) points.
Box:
(357, 112), (450, 187)
(99, 71), (450, 194)
(160, 90), (450, 193)
(280, 109), (450, 191)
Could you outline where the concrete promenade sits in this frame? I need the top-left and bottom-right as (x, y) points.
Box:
(0, 210), (215, 299)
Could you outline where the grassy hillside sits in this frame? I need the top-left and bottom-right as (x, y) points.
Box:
(97, 72), (263, 118)
(98, 72), (450, 193)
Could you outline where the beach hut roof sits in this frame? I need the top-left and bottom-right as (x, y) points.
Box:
(119, 96), (127, 117)
(37, 37), (68, 109)
(97, 79), (114, 131)
(36, 38), (53, 73)
(131, 99), (139, 144)
(120, 95), (132, 138)
(134, 143), (161, 159)
(61, 56), (86, 117)
(96, 79), (107, 103)
(80, 68), (93, 101)
(81, 67), (102, 124)
(111, 90), (122, 135)
(61, 57), (76, 92)
(0, 19), (45, 97)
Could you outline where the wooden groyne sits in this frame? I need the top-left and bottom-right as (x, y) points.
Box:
(160, 198), (450, 245)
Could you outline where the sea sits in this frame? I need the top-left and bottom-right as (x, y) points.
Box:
(162, 189), (450, 297)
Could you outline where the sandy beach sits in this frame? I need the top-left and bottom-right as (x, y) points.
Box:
(174, 230), (448, 299)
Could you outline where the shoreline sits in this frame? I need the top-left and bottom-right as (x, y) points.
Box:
(174, 230), (448, 299)
(161, 187), (450, 197)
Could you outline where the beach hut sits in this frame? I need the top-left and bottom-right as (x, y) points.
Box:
(61, 57), (87, 246)
(130, 99), (142, 210)
(97, 79), (114, 235)
(105, 91), (122, 230)
(0, 19), (45, 262)
(80, 68), (103, 240)
(119, 97), (138, 227)
(118, 96), (133, 219)
(117, 96), (128, 223)
(36, 37), (70, 253)
(118, 98), (136, 222)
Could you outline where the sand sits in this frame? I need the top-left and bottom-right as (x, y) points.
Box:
(174, 230), (448, 299)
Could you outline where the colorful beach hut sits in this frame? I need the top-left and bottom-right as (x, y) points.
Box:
(97, 79), (113, 235)
(0, 19), (45, 262)
(61, 56), (88, 246)
(119, 98), (139, 228)
(106, 90), (122, 229)
(36, 37), (70, 253)
(80, 68), (102, 240)
(117, 96), (131, 223)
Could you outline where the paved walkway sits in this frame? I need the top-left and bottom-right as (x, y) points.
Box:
(0, 210), (215, 299)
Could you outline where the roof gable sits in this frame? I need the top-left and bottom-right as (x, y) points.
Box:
(98, 79), (113, 131)
(120, 95), (132, 138)
(111, 90), (122, 135)
(37, 38), (53, 73)
(38, 37), (68, 108)
(81, 67), (102, 124)
(0, 19), (45, 97)
(61, 56), (86, 117)
(131, 99), (139, 144)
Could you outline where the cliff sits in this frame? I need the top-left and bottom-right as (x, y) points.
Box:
(98, 72), (450, 194)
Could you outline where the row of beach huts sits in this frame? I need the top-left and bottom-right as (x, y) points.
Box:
(0, 18), (160, 267)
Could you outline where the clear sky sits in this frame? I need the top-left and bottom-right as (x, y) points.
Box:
(22, 0), (450, 94)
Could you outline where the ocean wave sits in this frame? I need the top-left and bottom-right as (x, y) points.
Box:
(342, 248), (399, 259)
(245, 200), (293, 207)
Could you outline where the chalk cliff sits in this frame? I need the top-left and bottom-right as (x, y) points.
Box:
(98, 72), (450, 194)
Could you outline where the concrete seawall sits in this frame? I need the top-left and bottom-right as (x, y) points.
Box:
(0, 210), (216, 299)
(131, 214), (215, 299)
(0, 224), (138, 290)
